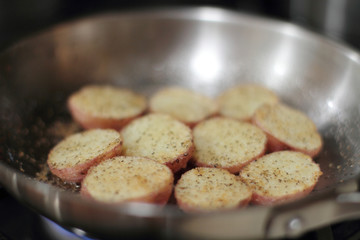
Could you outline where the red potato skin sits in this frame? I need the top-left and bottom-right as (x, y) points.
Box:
(68, 98), (145, 130)
(175, 193), (252, 213)
(80, 176), (174, 205)
(194, 147), (266, 174)
(165, 143), (195, 173)
(48, 143), (123, 183)
(252, 119), (323, 158)
(251, 184), (317, 206)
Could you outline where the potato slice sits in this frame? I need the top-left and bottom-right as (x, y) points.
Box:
(240, 151), (322, 205)
(120, 113), (194, 172)
(81, 156), (174, 204)
(149, 87), (218, 127)
(193, 117), (267, 173)
(47, 129), (122, 183)
(68, 85), (147, 130)
(217, 84), (279, 121)
(175, 167), (251, 212)
(253, 103), (323, 157)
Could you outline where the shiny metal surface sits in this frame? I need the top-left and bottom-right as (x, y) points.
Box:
(0, 7), (360, 239)
(290, 0), (360, 49)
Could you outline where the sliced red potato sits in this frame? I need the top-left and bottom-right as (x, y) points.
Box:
(252, 103), (323, 157)
(68, 85), (147, 130)
(217, 84), (279, 121)
(239, 151), (322, 205)
(47, 129), (122, 183)
(149, 87), (218, 127)
(120, 113), (194, 173)
(175, 167), (252, 212)
(192, 117), (267, 173)
(81, 156), (174, 205)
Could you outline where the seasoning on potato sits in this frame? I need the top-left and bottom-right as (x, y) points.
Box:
(149, 87), (218, 127)
(175, 167), (252, 212)
(81, 156), (174, 205)
(217, 84), (279, 121)
(45, 83), (324, 212)
(239, 151), (322, 205)
(68, 85), (147, 130)
(252, 103), (323, 157)
(120, 113), (194, 173)
(47, 129), (122, 183)
(192, 117), (267, 173)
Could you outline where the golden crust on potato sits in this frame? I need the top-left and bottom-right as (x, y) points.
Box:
(68, 85), (147, 130)
(120, 113), (194, 172)
(53, 84), (324, 210)
(239, 151), (322, 205)
(253, 103), (323, 157)
(217, 84), (279, 121)
(47, 129), (122, 183)
(193, 117), (267, 173)
(149, 87), (218, 127)
(81, 156), (174, 204)
(175, 167), (252, 212)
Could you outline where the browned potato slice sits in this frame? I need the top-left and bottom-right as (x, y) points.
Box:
(239, 151), (322, 205)
(81, 156), (174, 205)
(175, 167), (252, 212)
(193, 117), (267, 173)
(149, 87), (218, 127)
(252, 103), (323, 157)
(68, 85), (147, 130)
(217, 84), (279, 121)
(47, 129), (122, 183)
(120, 113), (194, 172)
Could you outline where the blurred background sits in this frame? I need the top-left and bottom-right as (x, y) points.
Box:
(0, 0), (360, 51)
(1, 1), (360, 240)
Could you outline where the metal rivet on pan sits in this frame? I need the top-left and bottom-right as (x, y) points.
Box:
(72, 227), (86, 237)
(287, 217), (303, 235)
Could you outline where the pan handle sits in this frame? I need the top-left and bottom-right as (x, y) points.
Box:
(266, 179), (360, 239)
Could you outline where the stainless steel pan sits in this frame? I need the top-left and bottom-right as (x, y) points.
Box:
(1, 7), (360, 239)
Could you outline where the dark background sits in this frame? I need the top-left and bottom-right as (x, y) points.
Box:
(1, 0), (359, 52)
(0, 0), (289, 51)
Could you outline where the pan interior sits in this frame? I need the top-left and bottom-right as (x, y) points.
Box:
(0, 8), (360, 204)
